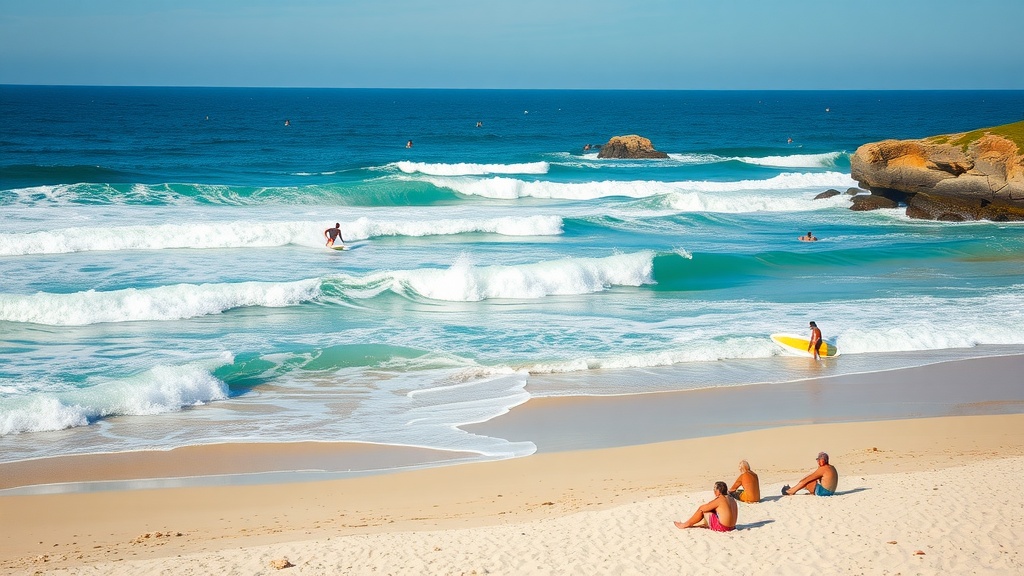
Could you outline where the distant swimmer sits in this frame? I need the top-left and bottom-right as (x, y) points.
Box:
(799, 231), (817, 242)
(787, 137), (793, 144)
(476, 121), (483, 128)
(285, 119), (290, 126)
(406, 139), (413, 148)
(807, 321), (822, 360)
(583, 144), (591, 151)
(324, 222), (344, 247)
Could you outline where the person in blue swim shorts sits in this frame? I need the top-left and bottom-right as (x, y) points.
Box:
(782, 452), (838, 497)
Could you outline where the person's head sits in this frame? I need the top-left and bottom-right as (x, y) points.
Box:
(809, 321), (817, 328)
(335, 223), (340, 228)
(807, 231), (812, 236)
(738, 460), (750, 472)
(816, 451), (829, 465)
(714, 481), (728, 496)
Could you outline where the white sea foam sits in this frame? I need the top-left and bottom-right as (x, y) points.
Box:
(334, 251), (656, 302)
(423, 172), (857, 202)
(523, 338), (773, 375)
(0, 216), (563, 256)
(552, 152), (842, 169)
(552, 152), (725, 169)
(343, 215), (563, 239)
(0, 358), (231, 435)
(736, 152), (844, 168)
(0, 280), (321, 326)
(393, 161), (550, 176)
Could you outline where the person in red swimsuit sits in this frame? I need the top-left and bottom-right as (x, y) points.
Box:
(674, 481), (738, 532)
(808, 321), (822, 360)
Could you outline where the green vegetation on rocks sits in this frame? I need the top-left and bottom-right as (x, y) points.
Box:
(927, 120), (1024, 152)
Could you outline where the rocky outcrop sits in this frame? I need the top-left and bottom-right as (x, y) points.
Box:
(850, 121), (1024, 221)
(850, 194), (898, 211)
(597, 135), (669, 159)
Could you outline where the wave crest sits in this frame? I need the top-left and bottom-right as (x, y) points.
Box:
(0, 216), (563, 256)
(0, 280), (321, 326)
(330, 251), (657, 302)
(424, 172), (857, 203)
(393, 161), (550, 176)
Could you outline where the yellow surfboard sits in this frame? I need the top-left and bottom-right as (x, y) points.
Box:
(770, 333), (840, 358)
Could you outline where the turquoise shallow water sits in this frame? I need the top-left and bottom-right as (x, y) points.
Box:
(2, 88), (1024, 465)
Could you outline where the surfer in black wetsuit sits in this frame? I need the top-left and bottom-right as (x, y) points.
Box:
(324, 223), (343, 247)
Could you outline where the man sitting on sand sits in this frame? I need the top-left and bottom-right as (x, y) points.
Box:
(782, 452), (838, 496)
(728, 460), (760, 503)
(674, 481), (737, 532)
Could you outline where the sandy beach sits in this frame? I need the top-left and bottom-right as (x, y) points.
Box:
(3, 357), (1024, 575)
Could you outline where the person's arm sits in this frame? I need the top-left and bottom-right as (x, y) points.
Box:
(730, 475), (743, 492)
(792, 468), (825, 492)
(674, 499), (718, 528)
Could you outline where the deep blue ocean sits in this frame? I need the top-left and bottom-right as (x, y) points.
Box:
(2, 87), (1024, 467)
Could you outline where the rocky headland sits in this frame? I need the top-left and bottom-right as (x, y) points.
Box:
(597, 135), (669, 159)
(849, 120), (1024, 221)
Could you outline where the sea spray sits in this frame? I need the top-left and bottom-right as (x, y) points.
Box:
(0, 279), (322, 325)
(0, 215), (564, 256)
(422, 172), (858, 202)
(0, 357), (231, 435)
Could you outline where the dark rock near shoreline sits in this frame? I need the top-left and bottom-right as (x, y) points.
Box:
(850, 121), (1024, 221)
(849, 194), (899, 211)
(597, 135), (669, 159)
(846, 187), (865, 196)
(814, 189), (841, 200)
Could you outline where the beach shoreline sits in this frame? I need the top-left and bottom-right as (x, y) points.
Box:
(2, 412), (1023, 574)
(4, 351), (1023, 495)
(2, 352), (1024, 573)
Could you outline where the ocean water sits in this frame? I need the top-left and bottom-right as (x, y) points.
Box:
(2, 87), (1024, 467)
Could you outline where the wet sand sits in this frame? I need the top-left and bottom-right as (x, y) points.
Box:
(2, 353), (1023, 574)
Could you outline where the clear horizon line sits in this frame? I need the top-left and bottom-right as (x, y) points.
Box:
(3, 83), (1023, 92)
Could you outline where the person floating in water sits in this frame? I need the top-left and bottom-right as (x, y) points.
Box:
(406, 140), (413, 148)
(799, 231), (817, 242)
(476, 121), (483, 128)
(583, 144), (592, 151)
(324, 223), (344, 247)
(807, 321), (822, 360)
(787, 137), (793, 144)
(284, 119), (290, 126)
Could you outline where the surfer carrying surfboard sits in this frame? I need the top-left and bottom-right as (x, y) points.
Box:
(324, 223), (344, 247)
(808, 321), (822, 360)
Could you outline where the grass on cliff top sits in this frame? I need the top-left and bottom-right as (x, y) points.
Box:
(927, 120), (1024, 152)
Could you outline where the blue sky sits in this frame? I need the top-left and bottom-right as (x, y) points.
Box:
(2, 0), (1022, 89)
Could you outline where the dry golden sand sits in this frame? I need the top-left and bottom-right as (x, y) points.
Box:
(2, 413), (1023, 575)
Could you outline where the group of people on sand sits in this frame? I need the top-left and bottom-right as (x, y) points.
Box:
(674, 452), (838, 532)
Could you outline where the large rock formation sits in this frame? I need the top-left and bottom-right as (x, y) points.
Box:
(597, 135), (669, 159)
(850, 121), (1024, 221)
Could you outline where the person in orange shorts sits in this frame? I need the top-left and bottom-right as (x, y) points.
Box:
(728, 460), (761, 503)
